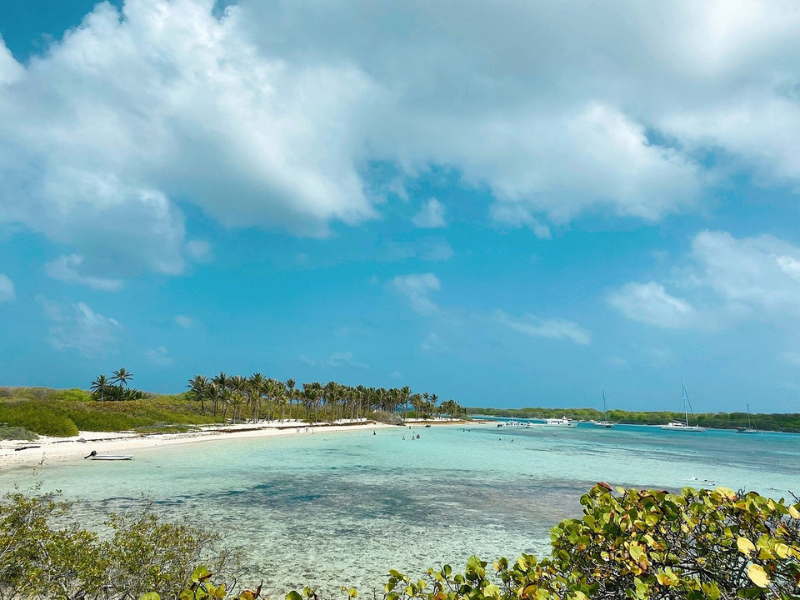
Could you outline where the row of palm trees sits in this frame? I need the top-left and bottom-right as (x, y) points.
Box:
(90, 368), (147, 401)
(186, 373), (466, 424)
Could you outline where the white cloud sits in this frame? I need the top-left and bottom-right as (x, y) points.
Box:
(420, 332), (448, 353)
(45, 301), (122, 358)
(1, 0), (797, 273)
(412, 198), (447, 228)
(608, 282), (697, 329)
(609, 231), (800, 329)
(175, 315), (194, 328)
(690, 231), (800, 318)
(780, 352), (800, 367)
(490, 204), (552, 239)
(185, 240), (211, 261)
(495, 310), (592, 345)
(146, 346), (174, 366)
(390, 273), (441, 315)
(326, 351), (369, 369)
(45, 254), (124, 291)
(0, 274), (14, 301)
(299, 351), (370, 368)
(605, 356), (630, 369)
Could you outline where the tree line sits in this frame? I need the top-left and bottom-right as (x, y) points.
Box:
(90, 369), (467, 424)
(185, 373), (466, 424)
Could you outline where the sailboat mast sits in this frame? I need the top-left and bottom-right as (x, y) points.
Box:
(682, 379), (689, 426)
(602, 390), (607, 421)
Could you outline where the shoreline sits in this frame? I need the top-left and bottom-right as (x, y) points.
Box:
(0, 418), (468, 470)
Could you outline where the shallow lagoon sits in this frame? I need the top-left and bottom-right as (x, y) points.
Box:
(2, 423), (797, 595)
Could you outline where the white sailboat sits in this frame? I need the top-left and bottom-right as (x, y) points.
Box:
(661, 381), (705, 432)
(737, 404), (759, 434)
(592, 391), (616, 428)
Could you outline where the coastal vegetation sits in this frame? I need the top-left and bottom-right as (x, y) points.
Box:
(470, 407), (800, 433)
(1, 485), (797, 599)
(0, 375), (465, 438)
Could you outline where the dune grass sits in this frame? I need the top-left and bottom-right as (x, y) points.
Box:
(0, 387), (222, 437)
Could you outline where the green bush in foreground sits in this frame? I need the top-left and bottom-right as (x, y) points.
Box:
(2, 485), (798, 599)
(177, 485), (800, 600)
(0, 492), (238, 600)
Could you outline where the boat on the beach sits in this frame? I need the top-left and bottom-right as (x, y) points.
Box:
(545, 416), (576, 427)
(84, 450), (133, 460)
(737, 404), (759, 434)
(591, 391), (616, 428)
(661, 381), (705, 432)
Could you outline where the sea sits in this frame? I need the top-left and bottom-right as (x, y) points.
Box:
(1, 422), (798, 596)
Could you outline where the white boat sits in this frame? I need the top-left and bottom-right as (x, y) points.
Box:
(592, 391), (616, 428)
(737, 404), (759, 434)
(661, 381), (705, 432)
(545, 416), (577, 427)
(84, 451), (133, 460)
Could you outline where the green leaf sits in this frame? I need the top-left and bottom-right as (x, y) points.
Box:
(286, 591), (303, 600)
(140, 594), (161, 600)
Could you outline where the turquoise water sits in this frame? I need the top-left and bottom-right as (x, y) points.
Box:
(1, 423), (798, 595)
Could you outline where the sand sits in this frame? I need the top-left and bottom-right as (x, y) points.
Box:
(0, 420), (393, 469)
(0, 418), (466, 469)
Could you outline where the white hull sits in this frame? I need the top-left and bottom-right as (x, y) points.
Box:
(661, 422), (705, 432)
(592, 421), (615, 429)
(88, 455), (133, 460)
(545, 417), (576, 427)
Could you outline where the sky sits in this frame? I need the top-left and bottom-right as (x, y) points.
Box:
(0, 0), (798, 413)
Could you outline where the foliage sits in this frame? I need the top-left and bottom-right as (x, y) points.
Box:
(469, 407), (800, 433)
(0, 425), (38, 441)
(169, 485), (799, 600)
(0, 388), (221, 436)
(0, 491), (238, 599)
(0, 401), (79, 437)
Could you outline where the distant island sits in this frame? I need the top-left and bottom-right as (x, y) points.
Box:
(467, 406), (800, 433)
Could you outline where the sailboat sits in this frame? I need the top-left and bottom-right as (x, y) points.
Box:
(661, 380), (706, 432)
(592, 391), (616, 428)
(736, 404), (759, 434)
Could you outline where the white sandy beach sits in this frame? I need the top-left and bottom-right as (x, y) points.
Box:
(0, 418), (466, 469)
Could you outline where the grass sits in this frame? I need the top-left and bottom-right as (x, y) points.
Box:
(0, 425), (38, 441)
(0, 387), (223, 437)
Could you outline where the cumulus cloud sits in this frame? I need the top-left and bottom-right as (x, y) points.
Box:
(326, 351), (369, 369)
(608, 282), (697, 329)
(609, 230), (800, 328)
(0, 274), (14, 301)
(412, 198), (447, 228)
(780, 351), (800, 367)
(299, 351), (370, 368)
(391, 273), (441, 315)
(146, 346), (174, 366)
(45, 254), (124, 291)
(495, 310), (592, 345)
(44, 300), (122, 358)
(1, 0), (797, 277)
(175, 315), (194, 328)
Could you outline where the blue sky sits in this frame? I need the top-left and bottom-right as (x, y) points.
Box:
(0, 0), (798, 412)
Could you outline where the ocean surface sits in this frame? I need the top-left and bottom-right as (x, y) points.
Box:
(2, 422), (798, 595)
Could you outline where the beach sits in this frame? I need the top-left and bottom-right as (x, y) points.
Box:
(0, 418), (467, 469)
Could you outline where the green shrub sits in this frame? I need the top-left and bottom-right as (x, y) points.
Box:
(0, 492), (239, 600)
(0, 425), (38, 441)
(0, 401), (78, 436)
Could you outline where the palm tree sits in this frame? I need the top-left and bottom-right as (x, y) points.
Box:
(111, 368), (133, 388)
(90, 374), (111, 401)
(286, 379), (296, 421)
(187, 375), (209, 414)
